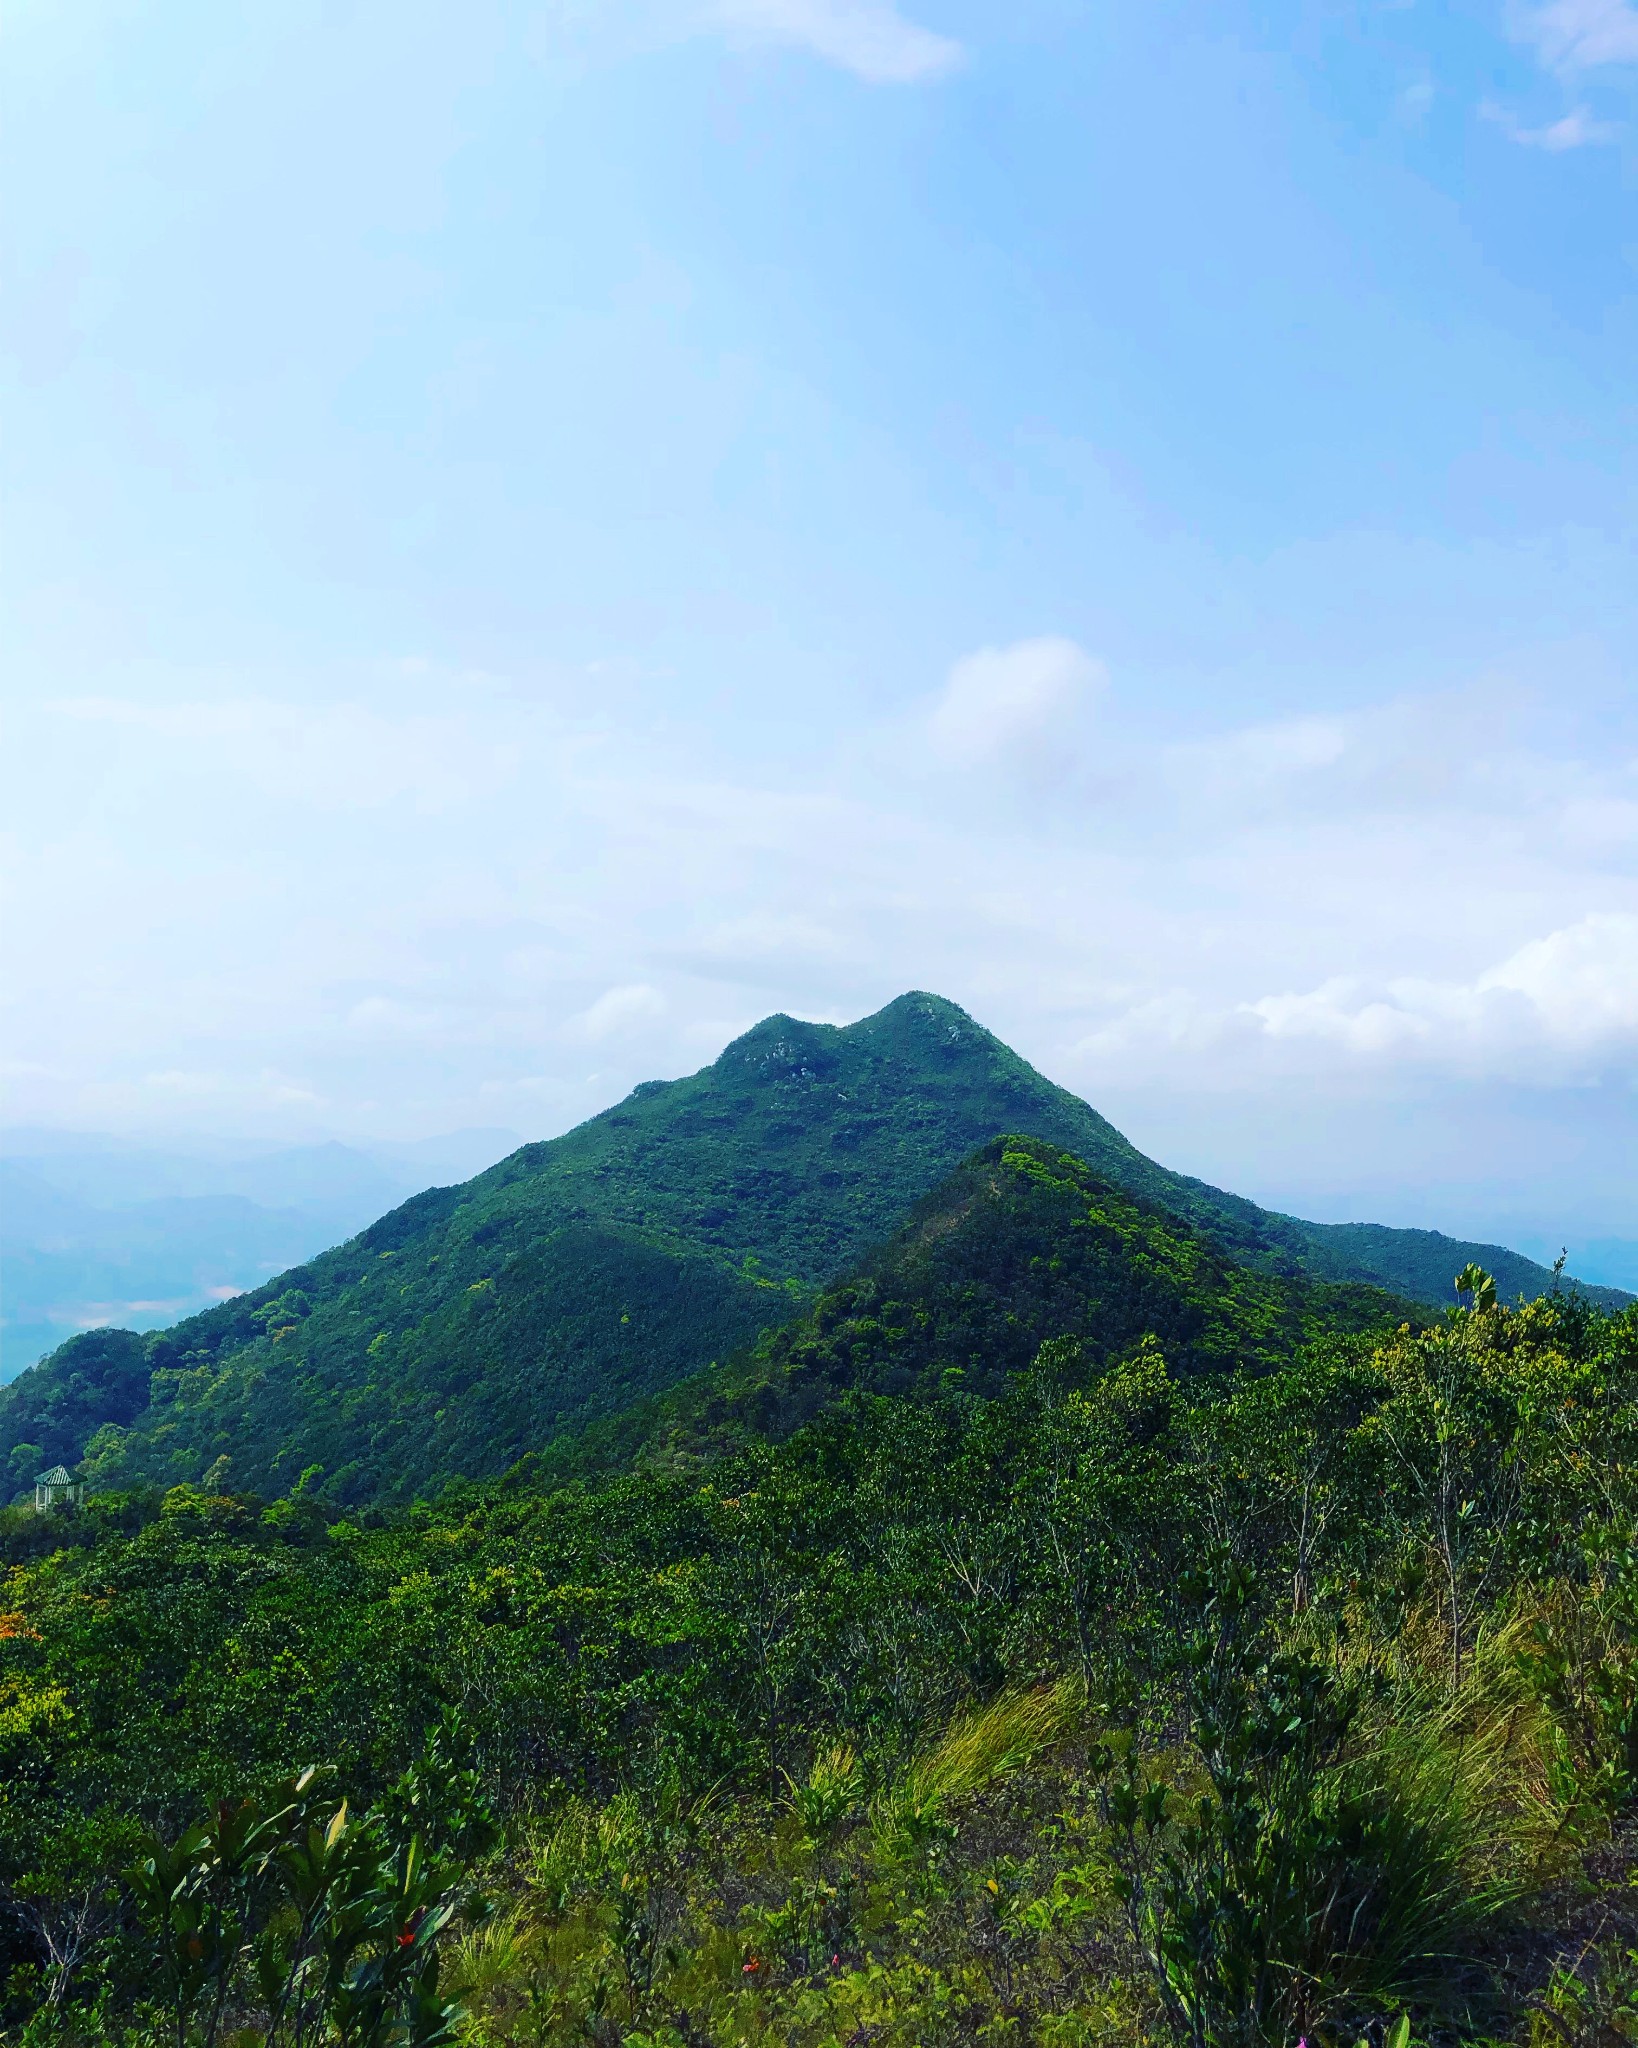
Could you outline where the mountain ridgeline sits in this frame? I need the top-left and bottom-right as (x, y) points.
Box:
(0, 992), (1622, 1505)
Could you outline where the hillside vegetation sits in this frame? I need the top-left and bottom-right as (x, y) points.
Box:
(536, 1136), (1407, 1482)
(1, 1128), (1636, 2044)
(0, 994), (1620, 1508)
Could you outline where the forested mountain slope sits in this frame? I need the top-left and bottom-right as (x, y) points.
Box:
(539, 1135), (1407, 1481)
(1, 991), (1621, 1504)
(0, 1328), (150, 1495)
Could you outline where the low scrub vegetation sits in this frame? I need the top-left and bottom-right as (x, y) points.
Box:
(4, 1266), (1638, 2043)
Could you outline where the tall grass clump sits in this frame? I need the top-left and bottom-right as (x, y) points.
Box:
(1091, 1562), (1567, 2048)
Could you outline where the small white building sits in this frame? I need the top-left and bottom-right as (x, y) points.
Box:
(34, 1465), (79, 1513)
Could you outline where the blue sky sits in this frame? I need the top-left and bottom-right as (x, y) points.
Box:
(3, 0), (1636, 1259)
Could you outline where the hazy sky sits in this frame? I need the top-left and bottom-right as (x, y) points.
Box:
(3, 0), (1636, 1247)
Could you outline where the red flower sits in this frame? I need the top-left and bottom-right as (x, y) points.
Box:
(742, 1957), (761, 1974)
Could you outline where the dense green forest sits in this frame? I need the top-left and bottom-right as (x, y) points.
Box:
(524, 1138), (1404, 1486)
(4, 1125), (1638, 2044)
(1, 995), (1621, 1511)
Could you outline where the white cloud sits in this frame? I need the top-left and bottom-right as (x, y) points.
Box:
(1480, 912), (1638, 1041)
(53, 694), (534, 813)
(673, 911), (853, 975)
(138, 1069), (326, 1106)
(927, 636), (1105, 770)
(713, 0), (961, 81)
(569, 983), (669, 1041)
(1518, 0), (1638, 70)
(530, 0), (961, 82)
(1396, 74), (1435, 125)
(1239, 913), (1638, 1069)
(345, 997), (453, 1040)
(1482, 99), (1619, 146)
(1561, 795), (1638, 851)
(1167, 713), (1349, 795)
(1068, 915), (1638, 1094)
(6, 657), (1637, 1155)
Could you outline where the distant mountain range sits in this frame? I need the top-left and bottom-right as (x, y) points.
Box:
(0, 1129), (521, 1381)
(1, 993), (1627, 1504)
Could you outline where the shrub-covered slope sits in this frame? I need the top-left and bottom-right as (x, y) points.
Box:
(5, 1247), (1638, 2040)
(546, 1135), (1407, 1479)
(2, 991), (1619, 1504)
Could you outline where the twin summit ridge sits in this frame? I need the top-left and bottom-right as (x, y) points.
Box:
(2, 991), (1621, 1506)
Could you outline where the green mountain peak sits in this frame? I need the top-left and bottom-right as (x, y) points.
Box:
(1, 991), (1624, 1507)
